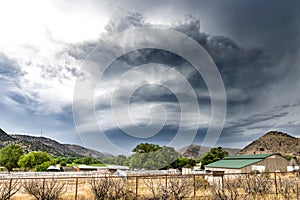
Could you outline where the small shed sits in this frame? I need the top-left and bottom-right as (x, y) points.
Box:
(205, 154), (290, 174)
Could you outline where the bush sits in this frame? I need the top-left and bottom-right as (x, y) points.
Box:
(23, 178), (65, 200)
(90, 175), (135, 200)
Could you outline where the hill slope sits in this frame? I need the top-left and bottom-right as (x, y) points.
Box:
(12, 134), (76, 156)
(178, 144), (240, 159)
(238, 131), (300, 160)
(0, 128), (108, 158)
(64, 144), (106, 158)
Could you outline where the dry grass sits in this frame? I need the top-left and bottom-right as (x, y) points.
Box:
(3, 172), (300, 200)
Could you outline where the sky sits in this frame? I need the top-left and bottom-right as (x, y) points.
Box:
(0, 0), (299, 155)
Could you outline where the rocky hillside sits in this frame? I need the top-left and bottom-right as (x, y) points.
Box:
(12, 134), (76, 156)
(238, 131), (300, 161)
(0, 128), (15, 142)
(0, 128), (109, 158)
(64, 144), (106, 158)
(178, 144), (240, 159)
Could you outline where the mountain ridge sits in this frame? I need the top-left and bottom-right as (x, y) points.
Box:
(238, 131), (300, 161)
(0, 128), (109, 158)
(178, 144), (241, 159)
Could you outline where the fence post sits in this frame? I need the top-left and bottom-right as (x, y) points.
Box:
(193, 174), (196, 197)
(8, 178), (12, 198)
(297, 181), (299, 200)
(165, 175), (168, 188)
(75, 177), (78, 200)
(43, 178), (45, 199)
(135, 176), (139, 198)
(274, 172), (277, 196)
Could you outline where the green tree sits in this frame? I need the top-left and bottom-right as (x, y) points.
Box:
(36, 161), (53, 172)
(73, 156), (101, 165)
(18, 151), (53, 171)
(200, 147), (228, 166)
(113, 155), (127, 165)
(132, 143), (161, 154)
(168, 157), (196, 169)
(128, 144), (180, 170)
(0, 144), (24, 172)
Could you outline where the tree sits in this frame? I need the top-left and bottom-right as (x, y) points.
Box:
(0, 144), (24, 172)
(73, 156), (101, 165)
(128, 144), (180, 170)
(199, 147), (228, 166)
(18, 151), (53, 171)
(132, 143), (161, 154)
(168, 157), (196, 169)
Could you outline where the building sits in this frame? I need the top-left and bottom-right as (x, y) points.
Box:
(47, 165), (62, 172)
(76, 164), (129, 173)
(205, 154), (291, 174)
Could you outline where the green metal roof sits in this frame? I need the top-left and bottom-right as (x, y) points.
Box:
(205, 159), (263, 169)
(223, 154), (273, 160)
(205, 154), (273, 169)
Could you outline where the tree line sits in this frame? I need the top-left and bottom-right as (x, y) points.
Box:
(0, 143), (229, 172)
(0, 144), (103, 172)
(102, 143), (229, 170)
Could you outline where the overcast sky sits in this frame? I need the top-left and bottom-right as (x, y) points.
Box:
(0, 0), (299, 155)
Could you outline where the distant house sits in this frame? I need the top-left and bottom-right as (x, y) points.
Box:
(47, 165), (62, 172)
(205, 154), (291, 174)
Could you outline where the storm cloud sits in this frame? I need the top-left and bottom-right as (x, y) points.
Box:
(0, 0), (299, 154)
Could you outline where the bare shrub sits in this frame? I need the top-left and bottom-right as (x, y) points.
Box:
(23, 178), (66, 200)
(195, 177), (209, 190)
(212, 178), (239, 200)
(240, 174), (271, 199)
(277, 176), (298, 200)
(168, 176), (193, 200)
(143, 176), (194, 200)
(143, 177), (170, 200)
(90, 175), (135, 200)
(0, 178), (21, 200)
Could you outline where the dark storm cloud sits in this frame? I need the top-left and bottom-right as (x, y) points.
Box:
(129, 85), (178, 103)
(55, 105), (75, 125)
(73, 13), (285, 105)
(227, 110), (289, 131)
(218, 102), (300, 144)
(212, 0), (300, 51)
(69, 4), (300, 151)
